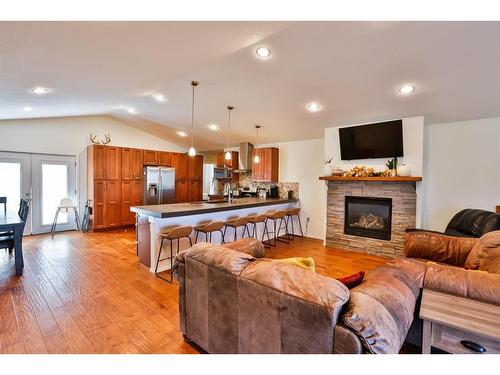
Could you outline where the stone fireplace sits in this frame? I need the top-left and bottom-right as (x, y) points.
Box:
(344, 196), (392, 241)
(326, 180), (418, 257)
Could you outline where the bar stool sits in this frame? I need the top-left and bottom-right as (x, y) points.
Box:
(223, 216), (250, 242)
(247, 214), (271, 247)
(285, 207), (304, 240)
(50, 198), (81, 238)
(155, 226), (193, 283)
(264, 210), (291, 247)
(194, 221), (225, 244)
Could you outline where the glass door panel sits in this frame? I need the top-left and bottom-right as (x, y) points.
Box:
(0, 152), (31, 234)
(31, 154), (76, 234)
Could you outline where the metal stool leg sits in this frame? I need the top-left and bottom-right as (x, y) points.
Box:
(195, 230), (199, 244)
(219, 229), (225, 244)
(155, 237), (165, 274)
(74, 209), (81, 231)
(297, 215), (304, 238)
(51, 209), (60, 239)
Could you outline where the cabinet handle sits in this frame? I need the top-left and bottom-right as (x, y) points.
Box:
(460, 340), (486, 353)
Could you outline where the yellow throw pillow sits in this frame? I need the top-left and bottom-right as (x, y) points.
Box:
(277, 257), (316, 272)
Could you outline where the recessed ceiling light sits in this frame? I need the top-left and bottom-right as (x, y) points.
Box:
(30, 87), (50, 95)
(23, 106), (33, 112)
(256, 47), (271, 58)
(152, 93), (167, 102)
(306, 102), (321, 112)
(208, 124), (220, 131)
(177, 131), (187, 137)
(127, 108), (138, 114)
(399, 84), (415, 95)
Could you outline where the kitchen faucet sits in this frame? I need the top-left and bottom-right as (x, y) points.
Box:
(224, 182), (232, 203)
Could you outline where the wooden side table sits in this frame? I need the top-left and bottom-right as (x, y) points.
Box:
(420, 289), (500, 354)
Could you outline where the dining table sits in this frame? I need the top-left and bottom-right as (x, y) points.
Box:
(0, 211), (24, 276)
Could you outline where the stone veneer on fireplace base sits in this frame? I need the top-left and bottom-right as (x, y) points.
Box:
(326, 181), (417, 258)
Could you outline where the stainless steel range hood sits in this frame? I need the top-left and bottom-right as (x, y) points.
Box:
(233, 142), (254, 173)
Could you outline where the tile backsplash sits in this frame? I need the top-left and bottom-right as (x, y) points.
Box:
(236, 173), (299, 199)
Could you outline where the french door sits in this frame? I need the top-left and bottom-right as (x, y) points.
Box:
(0, 151), (76, 235)
(0, 152), (32, 234)
(31, 154), (77, 234)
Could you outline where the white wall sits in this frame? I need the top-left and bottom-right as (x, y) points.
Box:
(0, 115), (186, 212)
(422, 117), (500, 231)
(257, 138), (325, 239)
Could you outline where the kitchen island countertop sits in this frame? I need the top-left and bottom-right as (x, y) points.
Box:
(131, 197), (298, 219)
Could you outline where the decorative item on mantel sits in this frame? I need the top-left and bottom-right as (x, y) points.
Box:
(385, 157), (398, 177)
(397, 163), (411, 177)
(90, 133), (111, 145)
(324, 157), (334, 176)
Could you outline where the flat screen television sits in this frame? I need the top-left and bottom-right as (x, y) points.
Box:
(339, 119), (404, 160)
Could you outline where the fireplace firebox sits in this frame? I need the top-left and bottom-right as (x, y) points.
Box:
(344, 196), (392, 240)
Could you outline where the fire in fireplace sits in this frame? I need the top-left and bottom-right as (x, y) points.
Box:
(344, 196), (392, 240)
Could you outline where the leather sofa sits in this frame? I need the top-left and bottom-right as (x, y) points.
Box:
(173, 238), (420, 354)
(444, 209), (500, 237)
(388, 229), (500, 346)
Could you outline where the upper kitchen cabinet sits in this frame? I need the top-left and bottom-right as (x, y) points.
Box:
(122, 148), (143, 180)
(188, 155), (203, 181)
(252, 147), (279, 182)
(158, 151), (172, 167)
(171, 152), (188, 180)
(143, 149), (158, 165)
(216, 151), (238, 169)
(88, 145), (121, 181)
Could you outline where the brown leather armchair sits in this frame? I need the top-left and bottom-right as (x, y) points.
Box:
(388, 229), (500, 346)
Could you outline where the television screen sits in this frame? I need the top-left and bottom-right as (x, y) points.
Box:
(339, 120), (404, 160)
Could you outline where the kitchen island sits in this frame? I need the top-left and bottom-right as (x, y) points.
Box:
(131, 197), (298, 273)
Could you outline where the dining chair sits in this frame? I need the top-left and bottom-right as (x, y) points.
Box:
(0, 199), (29, 253)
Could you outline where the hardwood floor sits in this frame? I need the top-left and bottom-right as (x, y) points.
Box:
(0, 230), (386, 354)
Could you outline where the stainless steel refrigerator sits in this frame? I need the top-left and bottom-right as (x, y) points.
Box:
(143, 166), (175, 205)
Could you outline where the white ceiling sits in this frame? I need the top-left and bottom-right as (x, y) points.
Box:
(1, 21), (499, 150)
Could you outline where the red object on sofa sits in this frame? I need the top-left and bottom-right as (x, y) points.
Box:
(337, 271), (365, 289)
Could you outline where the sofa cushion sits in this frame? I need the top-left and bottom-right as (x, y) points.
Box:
(464, 230), (500, 273)
(424, 263), (500, 305)
(342, 266), (418, 354)
(404, 229), (477, 266)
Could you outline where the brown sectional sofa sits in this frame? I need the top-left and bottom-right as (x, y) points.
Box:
(173, 238), (419, 354)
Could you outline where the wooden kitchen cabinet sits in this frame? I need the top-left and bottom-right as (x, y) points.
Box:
(122, 180), (142, 225)
(92, 180), (121, 229)
(188, 155), (203, 181)
(216, 151), (238, 169)
(122, 148), (144, 181)
(143, 150), (158, 165)
(175, 180), (189, 203)
(172, 153), (188, 180)
(188, 180), (203, 202)
(105, 180), (122, 227)
(158, 151), (172, 167)
(89, 145), (121, 180)
(252, 147), (279, 182)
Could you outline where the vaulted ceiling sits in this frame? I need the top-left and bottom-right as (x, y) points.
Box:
(1, 21), (499, 150)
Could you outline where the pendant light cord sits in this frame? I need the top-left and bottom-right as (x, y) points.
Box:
(191, 83), (195, 147)
(227, 108), (231, 150)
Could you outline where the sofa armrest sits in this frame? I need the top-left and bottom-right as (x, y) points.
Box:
(404, 228), (477, 266)
(178, 262), (187, 334)
(333, 324), (363, 354)
(342, 266), (419, 354)
(424, 263), (500, 306)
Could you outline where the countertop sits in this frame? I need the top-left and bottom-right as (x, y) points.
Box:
(130, 197), (298, 219)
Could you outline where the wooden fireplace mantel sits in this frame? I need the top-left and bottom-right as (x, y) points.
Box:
(319, 176), (422, 182)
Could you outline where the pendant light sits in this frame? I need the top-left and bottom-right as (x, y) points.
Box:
(225, 105), (234, 160)
(188, 80), (199, 157)
(253, 125), (261, 164)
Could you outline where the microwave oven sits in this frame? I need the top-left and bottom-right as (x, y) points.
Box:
(214, 167), (233, 180)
